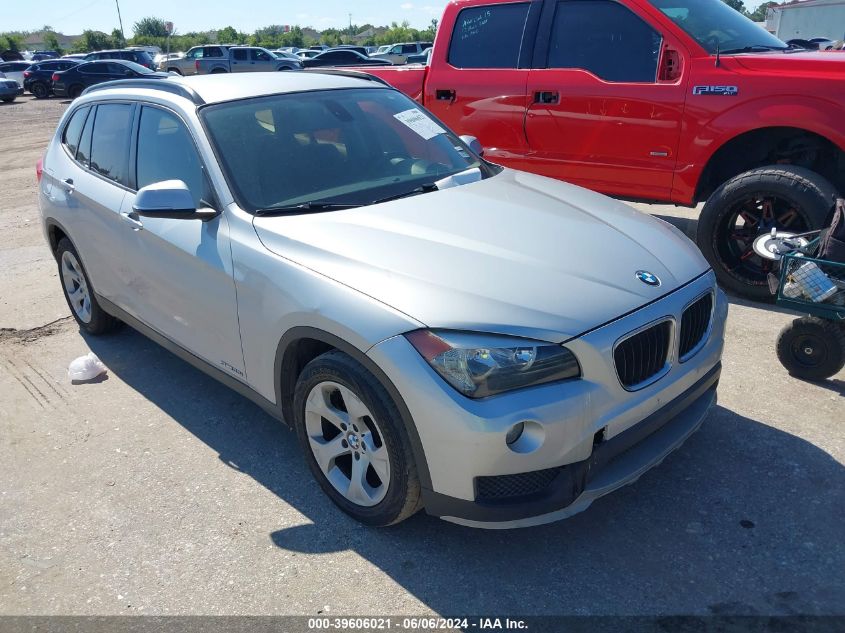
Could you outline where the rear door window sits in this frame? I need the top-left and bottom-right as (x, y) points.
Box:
(82, 63), (108, 74)
(89, 103), (133, 185)
(233, 49), (248, 61)
(448, 3), (530, 68)
(548, 0), (662, 82)
(62, 106), (90, 157)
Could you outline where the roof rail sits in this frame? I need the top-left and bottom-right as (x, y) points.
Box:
(82, 79), (206, 105)
(301, 68), (391, 87)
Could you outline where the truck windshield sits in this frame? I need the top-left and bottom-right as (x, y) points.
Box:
(650, 0), (787, 54)
(201, 88), (489, 213)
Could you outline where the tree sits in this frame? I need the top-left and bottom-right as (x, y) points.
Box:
(217, 26), (239, 44)
(721, 0), (750, 16)
(1, 34), (24, 52)
(133, 17), (168, 39)
(748, 1), (779, 21)
(111, 28), (125, 48)
(43, 31), (63, 55)
(72, 30), (113, 53)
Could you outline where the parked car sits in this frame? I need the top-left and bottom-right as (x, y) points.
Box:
(303, 49), (392, 68)
(62, 54), (88, 60)
(371, 42), (433, 64)
(330, 45), (371, 57)
(30, 50), (60, 61)
(38, 72), (725, 528)
(23, 59), (81, 98)
(0, 50), (24, 62)
(374, 45), (391, 56)
(52, 60), (169, 99)
(154, 52), (184, 70)
(165, 45), (233, 75)
(270, 50), (305, 63)
(296, 50), (320, 60)
(84, 49), (155, 70)
(405, 47), (432, 65)
(364, 0), (845, 300)
(0, 71), (19, 102)
(196, 46), (301, 73)
(0, 61), (29, 89)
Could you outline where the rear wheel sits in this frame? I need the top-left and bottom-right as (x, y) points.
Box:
(696, 166), (838, 300)
(776, 316), (845, 380)
(1, 96), (14, 103)
(31, 82), (49, 99)
(167, 67), (182, 75)
(210, 68), (227, 74)
(56, 238), (121, 335)
(293, 350), (421, 526)
(68, 84), (84, 99)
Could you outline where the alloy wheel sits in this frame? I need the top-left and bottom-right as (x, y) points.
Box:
(60, 250), (92, 323)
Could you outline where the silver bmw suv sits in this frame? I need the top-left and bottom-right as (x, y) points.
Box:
(38, 72), (726, 528)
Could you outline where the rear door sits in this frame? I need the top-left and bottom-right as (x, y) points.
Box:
(231, 48), (249, 71)
(424, 0), (540, 167)
(117, 104), (244, 375)
(48, 103), (134, 301)
(523, 0), (688, 200)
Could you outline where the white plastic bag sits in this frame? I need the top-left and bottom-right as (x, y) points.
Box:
(68, 352), (107, 382)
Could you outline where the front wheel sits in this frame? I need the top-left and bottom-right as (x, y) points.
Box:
(696, 166), (838, 301)
(31, 82), (49, 99)
(293, 351), (421, 526)
(1, 97), (14, 103)
(776, 316), (845, 380)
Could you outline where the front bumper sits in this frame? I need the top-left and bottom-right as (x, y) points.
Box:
(366, 271), (726, 527)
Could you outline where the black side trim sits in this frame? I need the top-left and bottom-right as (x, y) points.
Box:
(96, 295), (282, 421)
(274, 326), (433, 491)
(423, 362), (721, 522)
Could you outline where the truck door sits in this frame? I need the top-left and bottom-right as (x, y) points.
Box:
(524, 0), (688, 200)
(423, 1), (541, 165)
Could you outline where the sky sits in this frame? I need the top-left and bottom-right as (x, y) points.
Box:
(3, 0), (450, 36)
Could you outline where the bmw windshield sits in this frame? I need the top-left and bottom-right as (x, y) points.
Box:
(650, 0), (788, 54)
(201, 88), (491, 213)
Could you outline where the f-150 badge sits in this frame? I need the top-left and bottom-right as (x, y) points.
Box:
(693, 85), (739, 96)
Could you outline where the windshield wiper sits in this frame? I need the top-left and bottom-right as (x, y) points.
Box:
(254, 201), (361, 216)
(368, 182), (439, 206)
(719, 44), (789, 54)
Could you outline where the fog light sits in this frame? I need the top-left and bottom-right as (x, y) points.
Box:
(505, 422), (525, 445)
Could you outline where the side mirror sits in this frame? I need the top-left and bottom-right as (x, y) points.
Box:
(133, 180), (217, 221)
(459, 135), (484, 157)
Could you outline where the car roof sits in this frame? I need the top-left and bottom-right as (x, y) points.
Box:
(83, 71), (387, 105)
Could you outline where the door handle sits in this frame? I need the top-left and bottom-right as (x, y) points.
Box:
(534, 91), (559, 104)
(62, 178), (74, 193)
(436, 89), (456, 103)
(120, 211), (144, 231)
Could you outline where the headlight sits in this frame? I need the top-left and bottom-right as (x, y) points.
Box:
(405, 330), (580, 398)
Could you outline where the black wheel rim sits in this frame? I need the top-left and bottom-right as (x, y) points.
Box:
(790, 333), (828, 369)
(33, 84), (46, 97)
(713, 193), (812, 288)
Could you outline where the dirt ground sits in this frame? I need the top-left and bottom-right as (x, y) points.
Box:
(0, 95), (842, 616)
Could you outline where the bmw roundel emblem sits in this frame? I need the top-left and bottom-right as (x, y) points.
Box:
(636, 270), (661, 287)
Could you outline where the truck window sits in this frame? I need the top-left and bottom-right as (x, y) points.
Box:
(233, 49), (248, 61)
(251, 49), (272, 61)
(548, 0), (662, 82)
(448, 3), (530, 69)
(206, 47), (224, 58)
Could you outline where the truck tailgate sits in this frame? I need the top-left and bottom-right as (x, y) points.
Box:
(349, 65), (428, 102)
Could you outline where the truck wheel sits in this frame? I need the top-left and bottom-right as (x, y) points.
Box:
(292, 350), (421, 526)
(776, 316), (845, 380)
(210, 68), (227, 74)
(697, 166), (837, 300)
(167, 67), (182, 75)
(56, 238), (122, 335)
(31, 82), (49, 99)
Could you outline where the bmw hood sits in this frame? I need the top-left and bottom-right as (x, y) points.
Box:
(252, 169), (709, 343)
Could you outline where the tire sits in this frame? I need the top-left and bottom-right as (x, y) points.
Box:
(167, 67), (182, 75)
(31, 82), (49, 99)
(56, 238), (122, 335)
(1, 96), (14, 103)
(696, 166), (838, 301)
(293, 350), (421, 526)
(68, 84), (84, 99)
(210, 68), (227, 74)
(776, 316), (845, 380)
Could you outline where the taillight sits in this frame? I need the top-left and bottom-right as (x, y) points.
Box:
(36, 156), (44, 183)
(23, 71), (32, 78)
(51, 73), (60, 82)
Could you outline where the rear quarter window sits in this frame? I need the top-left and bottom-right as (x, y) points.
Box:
(62, 106), (91, 158)
(448, 3), (530, 68)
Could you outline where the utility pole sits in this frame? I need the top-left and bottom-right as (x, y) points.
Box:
(114, 0), (126, 44)
(348, 13), (352, 41)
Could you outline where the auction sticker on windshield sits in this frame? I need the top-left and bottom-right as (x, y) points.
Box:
(394, 109), (446, 140)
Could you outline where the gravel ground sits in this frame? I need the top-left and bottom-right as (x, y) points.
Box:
(0, 95), (842, 617)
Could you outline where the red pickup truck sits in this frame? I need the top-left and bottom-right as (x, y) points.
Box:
(364, 0), (845, 299)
